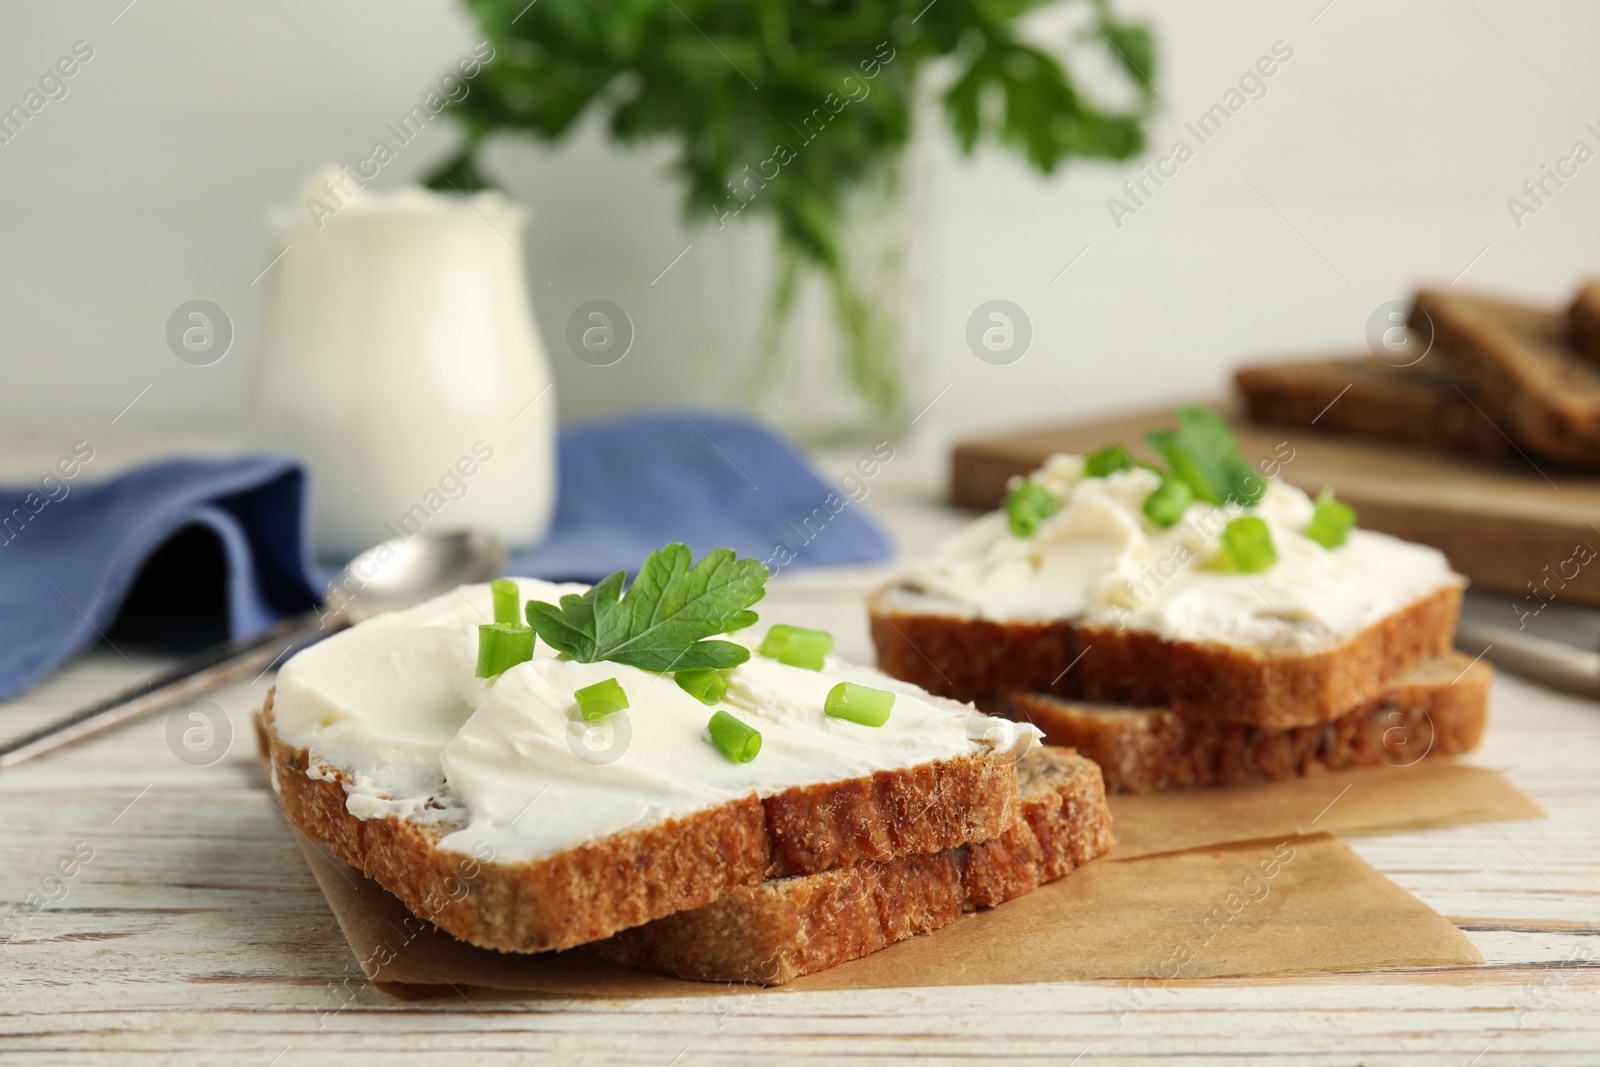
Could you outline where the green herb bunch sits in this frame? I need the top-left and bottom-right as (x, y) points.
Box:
(427, 0), (1156, 418)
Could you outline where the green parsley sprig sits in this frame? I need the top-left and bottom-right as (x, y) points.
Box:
(1081, 406), (1265, 530)
(1145, 407), (1266, 509)
(428, 0), (1156, 420)
(523, 544), (767, 673)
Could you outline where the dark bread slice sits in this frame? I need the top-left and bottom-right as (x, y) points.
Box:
(1411, 287), (1600, 465)
(869, 583), (1462, 731)
(262, 692), (1021, 954)
(1006, 654), (1490, 793)
(588, 747), (1112, 985)
(1234, 356), (1510, 461)
(1568, 279), (1600, 365)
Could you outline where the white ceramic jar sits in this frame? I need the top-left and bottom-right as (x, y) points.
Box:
(248, 170), (557, 560)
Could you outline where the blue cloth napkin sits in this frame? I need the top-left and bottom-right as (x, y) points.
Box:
(0, 412), (892, 702)
(508, 410), (893, 581)
(0, 456), (320, 701)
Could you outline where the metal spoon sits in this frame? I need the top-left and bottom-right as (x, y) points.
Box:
(0, 528), (505, 770)
(1455, 619), (1600, 698)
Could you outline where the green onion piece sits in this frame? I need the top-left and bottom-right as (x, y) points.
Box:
(574, 677), (629, 721)
(1005, 481), (1061, 537)
(476, 623), (534, 677)
(1083, 445), (1135, 478)
(758, 624), (833, 671)
(1304, 489), (1357, 549)
(823, 681), (894, 727)
(674, 668), (727, 706)
(707, 710), (761, 763)
(1142, 473), (1193, 528)
(490, 578), (521, 626)
(1219, 517), (1277, 573)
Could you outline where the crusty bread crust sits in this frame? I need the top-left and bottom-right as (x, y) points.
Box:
(1006, 654), (1489, 793)
(869, 583), (1462, 730)
(589, 748), (1111, 984)
(1569, 280), (1600, 367)
(262, 693), (1020, 953)
(1234, 356), (1510, 461)
(1411, 287), (1600, 465)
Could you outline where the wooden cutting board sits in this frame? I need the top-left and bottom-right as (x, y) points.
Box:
(949, 407), (1600, 607)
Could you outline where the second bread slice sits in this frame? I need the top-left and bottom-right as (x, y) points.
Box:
(1005, 653), (1490, 793)
(588, 747), (1112, 985)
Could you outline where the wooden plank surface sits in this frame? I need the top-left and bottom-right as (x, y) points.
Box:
(950, 407), (1600, 607)
(3, 444), (1597, 1065)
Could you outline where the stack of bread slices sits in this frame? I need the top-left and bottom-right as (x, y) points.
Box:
(869, 413), (1490, 793)
(262, 564), (1113, 986)
(1236, 281), (1600, 468)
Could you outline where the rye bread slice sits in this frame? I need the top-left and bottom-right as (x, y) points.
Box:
(869, 583), (1462, 731)
(588, 747), (1111, 984)
(261, 693), (1021, 954)
(1410, 287), (1600, 466)
(1006, 653), (1490, 793)
(1568, 279), (1600, 365)
(1234, 356), (1510, 461)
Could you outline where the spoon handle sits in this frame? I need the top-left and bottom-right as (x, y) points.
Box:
(1454, 619), (1600, 697)
(0, 612), (330, 771)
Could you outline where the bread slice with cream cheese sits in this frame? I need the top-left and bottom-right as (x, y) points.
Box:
(871, 448), (1465, 730)
(263, 578), (1040, 954)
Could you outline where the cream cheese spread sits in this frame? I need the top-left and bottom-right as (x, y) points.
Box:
(890, 454), (1462, 649)
(271, 579), (1039, 862)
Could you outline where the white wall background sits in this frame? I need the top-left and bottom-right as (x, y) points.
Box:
(3, 0), (1598, 452)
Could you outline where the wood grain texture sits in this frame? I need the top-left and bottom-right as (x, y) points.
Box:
(948, 405), (1600, 606)
(2, 445), (1596, 1065)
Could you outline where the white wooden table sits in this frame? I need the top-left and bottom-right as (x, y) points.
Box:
(4, 444), (1598, 1065)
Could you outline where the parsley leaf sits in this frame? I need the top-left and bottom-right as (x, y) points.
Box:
(1146, 406), (1266, 507)
(1084, 444), (1136, 477)
(524, 544), (767, 673)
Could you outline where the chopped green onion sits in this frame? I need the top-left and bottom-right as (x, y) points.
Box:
(707, 710), (761, 763)
(574, 677), (629, 721)
(1005, 481), (1061, 537)
(1304, 489), (1357, 549)
(1142, 472), (1193, 528)
(1214, 517), (1277, 574)
(674, 668), (727, 706)
(758, 624), (833, 671)
(490, 578), (521, 626)
(1084, 445), (1135, 478)
(476, 623), (534, 677)
(823, 681), (894, 727)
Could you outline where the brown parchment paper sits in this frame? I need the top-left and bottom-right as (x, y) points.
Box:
(288, 757), (1536, 997)
(1108, 760), (1543, 859)
(295, 833), (1481, 997)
